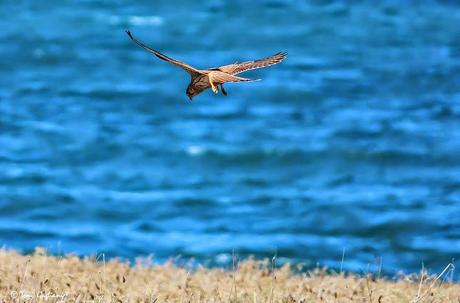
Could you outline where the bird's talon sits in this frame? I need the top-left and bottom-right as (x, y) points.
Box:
(221, 85), (228, 96)
(210, 83), (218, 94)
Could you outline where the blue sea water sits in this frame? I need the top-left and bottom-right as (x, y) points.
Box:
(1, 1), (460, 276)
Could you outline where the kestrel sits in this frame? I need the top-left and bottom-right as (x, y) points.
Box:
(126, 30), (287, 100)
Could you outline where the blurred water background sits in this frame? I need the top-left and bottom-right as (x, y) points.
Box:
(1, 0), (460, 276)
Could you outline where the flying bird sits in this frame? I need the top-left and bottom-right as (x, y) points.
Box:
(126, 30), (287, 100)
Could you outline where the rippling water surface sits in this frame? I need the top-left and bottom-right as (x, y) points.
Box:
(1, 1), (460, 275)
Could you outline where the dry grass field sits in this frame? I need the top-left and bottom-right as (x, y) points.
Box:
(0, 248), (458, 303)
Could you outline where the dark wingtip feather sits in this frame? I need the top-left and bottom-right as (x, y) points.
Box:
(126, 30), (134, 40)
(278, 51), (288, 59)
(268, 52), (288, 63)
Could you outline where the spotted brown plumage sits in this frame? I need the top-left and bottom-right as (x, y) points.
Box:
(213, 52), (287, 76)
(126, 30), (287, 101)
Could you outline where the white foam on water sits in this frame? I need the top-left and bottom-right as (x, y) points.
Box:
(186, 145), (205, 156)
(108, 15), (164, 27)
(129, 16), (164, 26)
(215, 253), (231, 264)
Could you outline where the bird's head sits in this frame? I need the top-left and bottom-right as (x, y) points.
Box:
(186, 84), (200, 101)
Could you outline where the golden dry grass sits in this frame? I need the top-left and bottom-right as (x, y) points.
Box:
(0, 248), (458, 303)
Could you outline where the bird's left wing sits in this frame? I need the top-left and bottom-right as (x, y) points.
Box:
(126, 30), (203, 76)
(216, 52), (287, 75)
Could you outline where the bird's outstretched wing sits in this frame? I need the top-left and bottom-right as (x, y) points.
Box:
(208, 71), (260, 84)
(216, 52), (287, 75)
(126, 30), (203, 76)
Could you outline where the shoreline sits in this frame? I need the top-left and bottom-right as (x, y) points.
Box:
(0, 249), (458, 302)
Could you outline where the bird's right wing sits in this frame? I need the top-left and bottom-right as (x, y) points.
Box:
(217, 52), (287, 75)
(126, 30), (203, 76)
